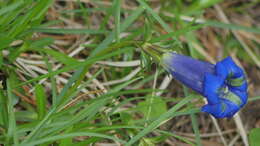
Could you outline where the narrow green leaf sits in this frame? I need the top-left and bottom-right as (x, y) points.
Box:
(41, 48), (79, 66)
(31, 28), (108, 34)
(188, 0), (223, 11)
(8, 0), (53, 38)
(150, 25), (203, 43)
(190, 114), (202, 146)
(204, 21), (260, 34)
(6, 79), (18, 145)
(21, 132), (126, 146)
(114, 0), (121, 42)
(137, 0), (172, 33)
(0, 1), (24, 16)
(8, 41), (29, 62)
(183, 86), (201, 146)
(0, 35), (13, 51)
(126, 96), (195, 145)
(35, 84), (47, 120)
(0, 89), (8, 128)
(90, 6), (144, 57)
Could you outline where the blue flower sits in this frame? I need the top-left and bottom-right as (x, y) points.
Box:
(162, 52), (248, 118)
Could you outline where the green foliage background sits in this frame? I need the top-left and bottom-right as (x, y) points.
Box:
(0, 0), (259, 145)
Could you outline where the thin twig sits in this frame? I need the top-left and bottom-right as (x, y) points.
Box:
(97, 60), (140, 67)
(12, 90), (36, 106)
(102, 67), (141, 86)
(210, 115), (228, 146)
(156, 75), (172, 96)
(228, 134), (240, 146)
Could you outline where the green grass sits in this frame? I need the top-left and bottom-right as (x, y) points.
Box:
(0, 0), (259, 145)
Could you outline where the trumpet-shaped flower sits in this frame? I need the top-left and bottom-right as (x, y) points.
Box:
(162, 52), (247, 118)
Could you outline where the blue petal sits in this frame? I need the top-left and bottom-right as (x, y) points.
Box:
(218, 57), (244, 78)
(162, 52), (215, 94)
(202, 99), (240, 118)
(229, 88), (248, 106)
(201, 104), (224, 118)
(203, 73), (224, 104)
(229, 81), (247, 92)
(168, 70), (204, 93)
(215, 61), (229, 79)
(220, 99), (240, 118)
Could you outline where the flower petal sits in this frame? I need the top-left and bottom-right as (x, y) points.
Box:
(228, 79), (247, 92)
(201, 104), (224, 118)
(220, 99), (240, 118)
(201, 99), (240, 118)
(228, 88), (248, 106)
(162, 52), (215, 94)
(215, 61), (229, 79)
(203, 73), (224, 104)
(218, 57), (244, 78)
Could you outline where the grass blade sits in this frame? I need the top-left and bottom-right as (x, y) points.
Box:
(35, 84), (47, 120)
(125, 95), (195, 145)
